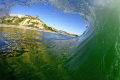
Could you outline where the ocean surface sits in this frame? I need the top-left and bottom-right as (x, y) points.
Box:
(0, 0), (120, 80)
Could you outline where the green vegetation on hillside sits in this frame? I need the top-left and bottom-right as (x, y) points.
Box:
(44, 24), (58, 32)
(0, 15), (78, 37)
(0, 16), (58, 33)
(0, 16), (26, 25)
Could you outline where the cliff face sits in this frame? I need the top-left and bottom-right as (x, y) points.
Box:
(0, 14), (78, 37)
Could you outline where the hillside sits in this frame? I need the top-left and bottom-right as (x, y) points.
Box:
(0, 14), (78, 37)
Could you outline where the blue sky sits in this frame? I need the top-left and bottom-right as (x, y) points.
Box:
(11, 2), (86, 35)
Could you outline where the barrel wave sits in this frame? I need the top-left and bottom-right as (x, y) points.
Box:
(0, 0), (120, 80)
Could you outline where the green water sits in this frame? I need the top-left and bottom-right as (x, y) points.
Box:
(0, 6), (120, 80)
(0, 27), (72, 80)
(0, 0), (120, 80)
(64, 3), (120, 80)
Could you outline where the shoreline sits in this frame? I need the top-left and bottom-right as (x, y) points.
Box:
(0, 24), (57, 33)
(0, 24), (77, 37)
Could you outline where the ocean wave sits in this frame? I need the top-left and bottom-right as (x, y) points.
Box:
(0, 0), (120, 80)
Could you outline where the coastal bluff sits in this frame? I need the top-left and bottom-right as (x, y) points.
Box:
(0, 14), (78, 37)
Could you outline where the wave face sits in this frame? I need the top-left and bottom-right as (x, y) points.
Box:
(0, 0), (120, 80)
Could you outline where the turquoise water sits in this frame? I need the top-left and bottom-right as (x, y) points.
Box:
(0, 0), (120, 80)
